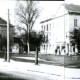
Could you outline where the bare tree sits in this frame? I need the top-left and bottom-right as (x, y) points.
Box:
(15, 0), (40, 54)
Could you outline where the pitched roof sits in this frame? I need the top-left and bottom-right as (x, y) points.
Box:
(0, 17), (7, 24)
(64, 4), (80, 13)
(40, 4), (80, 24)
(40, 18), (53, 24)
(0, 17), (14, 27)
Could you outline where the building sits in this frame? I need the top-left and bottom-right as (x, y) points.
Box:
(0, 17), (15, 51)
(12, 36), (24, 54)
(40, 4), (80, 55)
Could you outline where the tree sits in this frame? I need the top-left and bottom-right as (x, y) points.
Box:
(0, 35), (14, 61)
(30, 31), (46, 65)
(20, 30), (46, 65)
(70, 28), (80, 53)
(15, 0), (40, 54)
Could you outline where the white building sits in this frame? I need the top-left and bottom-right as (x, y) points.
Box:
(40, 4), (80, 55)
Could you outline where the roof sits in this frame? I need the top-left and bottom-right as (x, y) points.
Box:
(40, 4), (80, 24)
(64, 4), (80, 13)
(0, 17), (14, 27)
(40, 18), (53, 24)
(40, 13), (68, 24)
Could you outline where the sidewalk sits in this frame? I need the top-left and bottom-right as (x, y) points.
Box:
(0, 58), (80, 80)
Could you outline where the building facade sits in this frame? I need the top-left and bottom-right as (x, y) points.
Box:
(40, 4), (80, 55)
(0, 17), (14, 51)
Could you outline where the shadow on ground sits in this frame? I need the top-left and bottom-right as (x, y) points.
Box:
(1, 54), (80, 68)
(0, 73), (26, 80)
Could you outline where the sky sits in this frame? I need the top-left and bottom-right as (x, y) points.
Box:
(0, 0), (16, 24)
(0, 0), (80, 32)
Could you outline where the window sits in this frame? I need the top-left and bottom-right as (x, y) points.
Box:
(47, 24), (48, 31)
(42, 25), (43, 30)
(47, 44), (48, 49)
(47, 34), (48, 41)
(74, 19), (77, 26)
(44, 45), (45, 50)
(50, 24), (51, 30)
(44, 26), (45, 31)
(44, 35), (45, 41)
(50, 44), (51, 47)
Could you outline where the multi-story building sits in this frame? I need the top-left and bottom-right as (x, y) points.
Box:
(0, 17), (14, 50)
(40, 4), (80, 55)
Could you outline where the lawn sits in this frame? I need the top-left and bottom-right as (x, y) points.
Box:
(0, 53), (80, 68)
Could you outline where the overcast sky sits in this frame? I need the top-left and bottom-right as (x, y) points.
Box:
(0, 0), (80, 31)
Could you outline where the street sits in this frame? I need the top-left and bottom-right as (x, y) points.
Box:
(0, 58), (80, 80)
(0, 58), (64, 80)
(0, 70), (62, 80)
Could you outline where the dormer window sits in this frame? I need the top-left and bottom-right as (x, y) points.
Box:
(74, 19), (77, 27)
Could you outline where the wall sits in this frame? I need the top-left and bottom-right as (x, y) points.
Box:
(12, 43), (19, 53)
(40, 4), (80, 55)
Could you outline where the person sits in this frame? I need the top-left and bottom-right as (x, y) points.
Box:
(73, 46), (75, 52)
(59, 49), (61, 55)
(55, 49), (57, 54)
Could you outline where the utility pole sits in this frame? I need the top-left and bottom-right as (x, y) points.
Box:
(7, 9), (10, 62)
(27, 25), (30, 54)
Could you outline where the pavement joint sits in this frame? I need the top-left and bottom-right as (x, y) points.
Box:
(28, 70), (61, 76)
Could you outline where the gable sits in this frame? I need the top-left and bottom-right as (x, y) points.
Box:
(0, 17), (14, 27)
(54, 3), (68, 18)
(40, 3), (80, 24)
(0, 17), (7, 24)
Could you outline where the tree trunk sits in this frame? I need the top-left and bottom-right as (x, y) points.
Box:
(27, 42), (30, 54)
(35, 46), (38, 65)
(4, 47), (7, 61)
